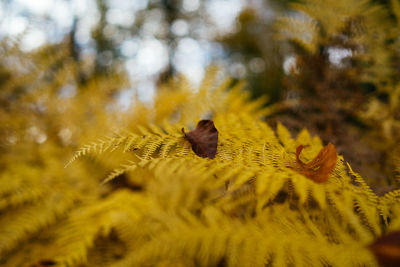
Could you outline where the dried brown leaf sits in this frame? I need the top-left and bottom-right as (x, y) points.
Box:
(182, 120), (218, 159)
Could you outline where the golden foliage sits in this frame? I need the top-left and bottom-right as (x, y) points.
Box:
(1, 39), (399, 266)
(57, 71), (400, 265)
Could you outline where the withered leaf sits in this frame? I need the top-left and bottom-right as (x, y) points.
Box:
(369, 231), (400, 267)
(182, 120), (218, 159)
(295, 143), (337, 183)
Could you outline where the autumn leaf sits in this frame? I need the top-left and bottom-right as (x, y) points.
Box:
(369, 231), (400, 267)
(295, 143), (337, 183)
(182, 120), (218, 159)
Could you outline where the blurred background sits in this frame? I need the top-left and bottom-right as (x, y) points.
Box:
(1, 0), (257, 103)
(1, 0), (399, 188)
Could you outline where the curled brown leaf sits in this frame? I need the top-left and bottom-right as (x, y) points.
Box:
(295, 143), (337, 183)
(182, 120), (218, 159)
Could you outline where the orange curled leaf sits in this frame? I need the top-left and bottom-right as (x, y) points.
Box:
(295, 143), (337, 183)
(369, 231), (400, 267)
(182, 120), (218, 159)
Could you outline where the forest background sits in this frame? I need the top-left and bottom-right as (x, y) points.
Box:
(1, 0), (400, 266)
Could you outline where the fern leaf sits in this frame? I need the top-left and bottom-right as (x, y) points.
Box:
(263, 174), (288, 203)
(0, 189), (78, 257)
(381, 188), (400, 205)
(277, 122), (296, 150)
(291, 174), (312, 205)
(353, 194), (382, 236)
(141, 136), (164, 159)
(102, 161), (137, 184)
(309, 182), (327, 208)
(347, 163), (378, 204)
(65, 135), (127, 167)
(53, 191), (147, 267)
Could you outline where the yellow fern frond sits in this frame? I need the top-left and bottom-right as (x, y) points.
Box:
(65, 135), (127, 167)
